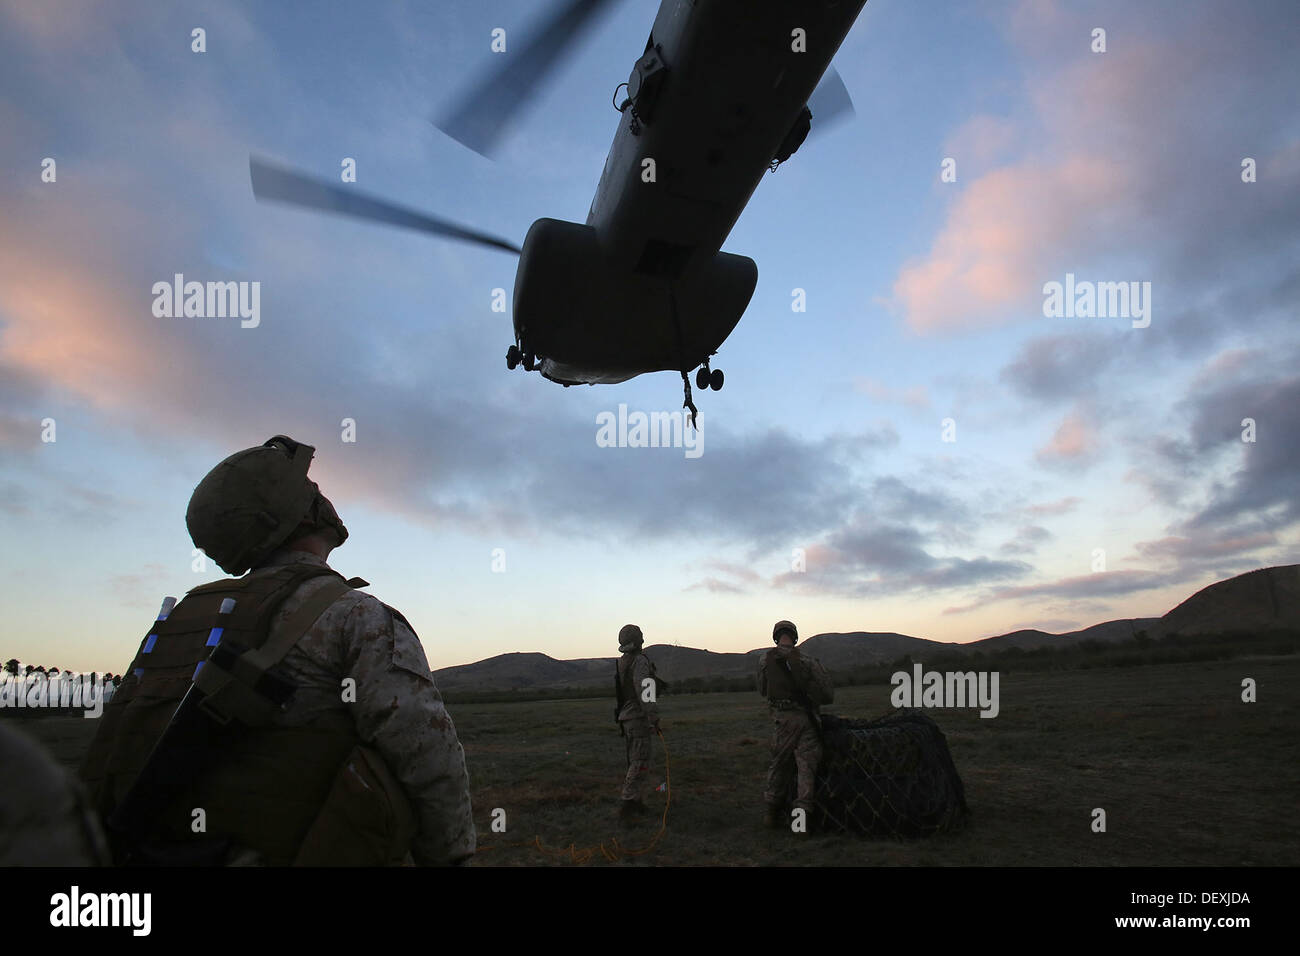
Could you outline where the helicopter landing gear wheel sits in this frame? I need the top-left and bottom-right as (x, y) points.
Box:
(506, 345), (522, 370)
(695, 366), (709, 391)
(523, 351), (536, 371)
(709, 368), (724, 391)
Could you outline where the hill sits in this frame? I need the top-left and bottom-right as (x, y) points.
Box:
(433, 652), (611, 693)
(796, 632), (962, 668)
(431, 564), (1298, 693)
(1148, 565), (1300, 638)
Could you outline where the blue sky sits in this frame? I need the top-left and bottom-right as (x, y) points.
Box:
(1, 0), (1297, 672)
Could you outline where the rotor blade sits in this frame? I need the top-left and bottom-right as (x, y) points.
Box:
(249, 156), (520, 254)
(435, 0), (620, 157)
(807, 66), (855, 137)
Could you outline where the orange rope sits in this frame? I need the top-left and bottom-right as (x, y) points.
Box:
(476, 727), (671, 864)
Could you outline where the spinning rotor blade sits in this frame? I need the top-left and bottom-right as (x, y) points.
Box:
(807, 66), (855, 136)
(249, 156), (520, 254)
(435, 0), (620, 157)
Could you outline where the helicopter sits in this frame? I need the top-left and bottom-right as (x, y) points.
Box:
(250, 0), (869, 424)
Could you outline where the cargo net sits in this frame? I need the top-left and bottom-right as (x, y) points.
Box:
(798, 709), (970, 837)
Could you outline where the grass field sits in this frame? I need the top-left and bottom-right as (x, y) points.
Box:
(11, 654), (1299, 866)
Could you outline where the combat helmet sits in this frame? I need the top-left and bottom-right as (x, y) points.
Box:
(186, 435), (348, 575)
(618, 624), (644, 653)
(772, 620), (798, 644)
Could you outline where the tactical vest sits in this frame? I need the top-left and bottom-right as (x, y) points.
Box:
(81, 563), (415, 865)
(762, 649), (799, 702)
(616, 652), (639, 708)
(615, 651), (662, 718)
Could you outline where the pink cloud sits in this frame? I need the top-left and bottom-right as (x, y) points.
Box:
(1133, 532), (1277, 563)
(1024, 495), (1083, 517)
(893, 157), (1127, 333)
(887, 0), (1250, 336)
(942, 567), (1174, 615)
(1190, 348), (1266, 390)
(941, 114), (1021, 175)
(1035, 410), (1098, 466)
(0, 238), (159, 410)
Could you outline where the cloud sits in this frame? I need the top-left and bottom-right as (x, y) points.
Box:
(942, 114), (1021, 171)
(1035, 409), (1099, 467)
(1000, 332), (1119, 402)
(944, 568), (1179, 615)
(705, 560), (762, 584)
(3, 0), (1296, 651)
(866, 475), (970, 525)
(893, 157), (1128, 334)
(1133, 531), (1277, 564)
(1189, 349), (1268, 391)
(1000, 524), (1052, 555)
(774, 517), (1031, 599)
(684, 560), (763, 594)
(0, 481), (32, 517)
(890, 0), (1300, 339)
(1111, 340), (1300, 603)
(1023, 496), (1082, 517)
(1178, 374), (1300, 532)
(684, 578), (747, 595)
(0, 6), (915, 559)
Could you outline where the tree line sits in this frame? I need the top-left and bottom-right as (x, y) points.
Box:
(3, 659), (123, 686)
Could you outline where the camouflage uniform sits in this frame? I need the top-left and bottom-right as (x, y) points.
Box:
(616, 639), (659, 806)
(241, 548), (475, 865)
(757, 635), (832, 818)
(0, 722), (109, 865)
(85, 435), (475, 865)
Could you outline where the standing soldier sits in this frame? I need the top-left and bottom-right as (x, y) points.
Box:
(613, 624), (660, 825)
(80, 435), (475, 865)
(757, 620), (833, 829)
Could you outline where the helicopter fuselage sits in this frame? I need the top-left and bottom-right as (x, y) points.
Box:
(513, 0), (867, 386)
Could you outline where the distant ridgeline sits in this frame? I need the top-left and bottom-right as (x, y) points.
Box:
(438, 627), (1300, 703)
(437, 565), (1300, 702)
(9, 566), (1296, 705)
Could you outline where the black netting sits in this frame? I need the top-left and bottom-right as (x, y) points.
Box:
(799, 709), (969, 836)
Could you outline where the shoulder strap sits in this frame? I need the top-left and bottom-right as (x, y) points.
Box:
(193, 568), (358, 726)
(241, 576), (354, 674)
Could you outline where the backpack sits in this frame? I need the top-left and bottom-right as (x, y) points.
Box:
(80, 563), (405, 864)
(613, 652), (667, 724)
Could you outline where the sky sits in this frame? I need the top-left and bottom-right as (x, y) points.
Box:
(1, 0), (1297, 673)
